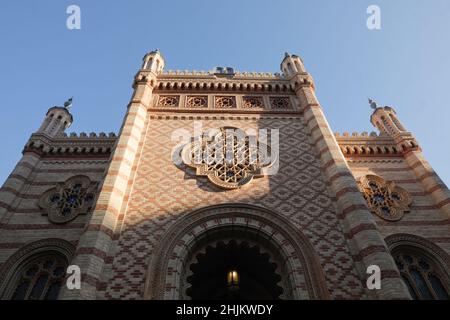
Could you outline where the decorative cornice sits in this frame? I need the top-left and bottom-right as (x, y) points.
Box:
(334, 131), (418, 157)
(334, 131), (388, 138)
(148, 114), (303, 120)
(347, 159), (404, 164)
(62, 132), (116, 139)
(23, 132), (117, 158)
(133, 68), (302, 93)
(154, 80), (295, 93)
(160, 69), (283, 79)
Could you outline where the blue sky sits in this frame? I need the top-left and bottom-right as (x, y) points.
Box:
(0, 0), (449, 186)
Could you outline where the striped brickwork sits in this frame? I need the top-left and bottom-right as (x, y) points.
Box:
(295, 82), (410, 299)
(1, 53), (448, 300)
(98, 114), (365, 300)
(0, 155), (110, 271)
(59, 80), (154, 299)
(347, 156), (450, 255)
(404, 151), (450, 217)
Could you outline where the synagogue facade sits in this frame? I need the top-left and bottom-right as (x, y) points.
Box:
(0, 50), (449, 300)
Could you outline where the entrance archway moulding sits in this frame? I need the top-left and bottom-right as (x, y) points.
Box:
(144, 203), (330, 300)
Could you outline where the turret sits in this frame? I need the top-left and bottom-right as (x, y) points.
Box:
(141, 49), (165, 74)
(37, 99), (73, 137)
(280, 52), (315, 93)
(280, 52), (306, 77)
(369, 99), (418, 152)
(370, 99), (407, 136)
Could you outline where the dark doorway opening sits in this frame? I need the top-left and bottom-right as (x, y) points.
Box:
(186, 240), (283, 300)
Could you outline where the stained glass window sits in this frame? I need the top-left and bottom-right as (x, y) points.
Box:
(358, 175), (411, 221)
(11, 254), (68, 300)
(393, 251), (450, 300)
(39, 176), (97, 224)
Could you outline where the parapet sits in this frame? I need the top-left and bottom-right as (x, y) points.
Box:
(23, 131), (118, 158)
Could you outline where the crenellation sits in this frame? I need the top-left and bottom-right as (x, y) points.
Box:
(161, 69), (281, 79)
(334, 131), (385, 138)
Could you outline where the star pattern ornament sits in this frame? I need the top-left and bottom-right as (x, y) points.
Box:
(181, 127), (276, 189)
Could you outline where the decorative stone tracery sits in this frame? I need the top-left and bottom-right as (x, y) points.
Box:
(181, 127), (275, 189)
(357, 175), (411, 221)
(214, 96), (236, 109)
(39, 176), (98, 224)
(157, 95), (180, 107)
(386, 234), (450, 300)
(8, 254), (68, 300)
(186, 96), (208, 108)
(151, 94), (301, 111)
(270, 97), (292, 109)
(0, 239), (75, 300)
(242, 96), (264, 109)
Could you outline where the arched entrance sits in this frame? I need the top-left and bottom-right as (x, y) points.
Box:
(185, 230), (285, 300)
(145, 204), (330, 300)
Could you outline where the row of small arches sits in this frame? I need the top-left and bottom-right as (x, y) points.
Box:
(340, 141), (417, 155)
(26, 141), (113, 155)
(155, 81), (295, 92)
(62, 132), (117, 138)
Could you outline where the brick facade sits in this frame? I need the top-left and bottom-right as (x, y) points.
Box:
(0, 51), (449, 300)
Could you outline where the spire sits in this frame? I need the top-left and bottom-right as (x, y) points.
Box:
(64, 97), (73, 110)
(368, 98), (379, 110)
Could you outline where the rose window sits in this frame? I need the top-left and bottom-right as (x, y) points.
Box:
(357, 175), (411, 221)
(39, 176), (97, 224)
(181, 127), (275, 189)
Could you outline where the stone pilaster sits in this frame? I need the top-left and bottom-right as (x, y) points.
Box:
(59, 78), (154, 299)
(0, 152), (41, 224)
(404, 149), (450, 218)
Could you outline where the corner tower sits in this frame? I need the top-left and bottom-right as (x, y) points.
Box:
(370, 102), (407, 135)
(369, 99), (418, 153)
(368, 99), (450, 218)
